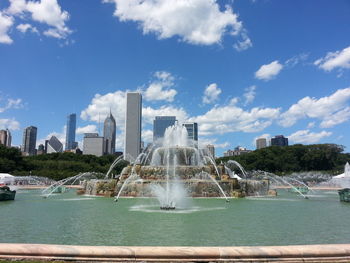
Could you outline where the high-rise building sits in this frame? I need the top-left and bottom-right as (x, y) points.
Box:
(271, 135), (288, 146)
(182, 122), (198, 147)
(65, 113), (77, 150)
(124, 92), (142, 162)
(256, 138), (267, 149)
(83, 133), (104, 157)
(46, 136), (63, 153)
(153, 116), (176, 144)
(22, 126), (37, 156)
(0, 129), (11, 147)
(0, 130), (6, 146)
(206, 144), (215, 158)
(103, 111), (116, 155)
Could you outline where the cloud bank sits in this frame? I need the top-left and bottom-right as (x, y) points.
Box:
(103, 0), (251, 48)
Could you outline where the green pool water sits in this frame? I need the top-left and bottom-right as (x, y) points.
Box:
(0, 189), (349, 246)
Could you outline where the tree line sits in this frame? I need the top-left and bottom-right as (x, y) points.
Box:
(0, 145), (128, 180)
(217, 144), (350, 175)
(1, 144), (350, 180)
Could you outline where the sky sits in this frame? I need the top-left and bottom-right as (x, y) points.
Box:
(0, 0), (350, 156)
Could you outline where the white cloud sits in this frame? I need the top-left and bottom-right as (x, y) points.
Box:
(81, 90), (127, 126)
(144, 71), (177, 102)
(202, 83), (221, 104)
(0, 11), (14, 44)
(0, 98), (23, 113)
(307, 122), (315, 129)
(288, 129), (332, 144)
(320, 107), (350, 128)
(229, 97), (239, 105)
(16, 23), (38, 34)
(189, 105), (280, 136)
(27, 0), (71, 39)
(233, 30), (252, 51)
(314, 46), (350, 71)
(285, 53), (309, 67)
(115, 132), (124, 150)
(141, 129), (153, 144)
(6, 0), (27, 15)
(255, 60), (283, 81)
(103, 0), (251, 47)
(243, 85), (256, 105)
(2, 0), (72, 43)
(0, 118), (20, 130)
(280, 87), (350, 128)
(143, 105), (188, 125)
(76, 125), (97, 135)
(198, 137), (230, 149)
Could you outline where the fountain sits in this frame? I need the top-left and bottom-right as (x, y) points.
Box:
(319, 162), (350, 189)
(334, 162), (350, 179)
(112, 124), (235, 209)
(42, 172), (102, 198)
(106, 124), (270, 209)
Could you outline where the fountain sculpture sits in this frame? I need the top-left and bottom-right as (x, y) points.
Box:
(79, 124), (268, 209)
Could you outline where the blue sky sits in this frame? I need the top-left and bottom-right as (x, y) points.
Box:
(0, 0), (350, 156)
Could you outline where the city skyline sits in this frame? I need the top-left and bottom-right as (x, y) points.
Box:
(1, 0), (350, 156)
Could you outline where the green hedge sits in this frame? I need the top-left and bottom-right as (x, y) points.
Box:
(217, 144), (350, 175)
(0, 145), (128, 180)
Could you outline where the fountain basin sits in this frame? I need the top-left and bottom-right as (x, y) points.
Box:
(1, 243), (350, 262)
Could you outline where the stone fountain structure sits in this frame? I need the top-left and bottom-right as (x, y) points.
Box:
(81, 125), (270, 206)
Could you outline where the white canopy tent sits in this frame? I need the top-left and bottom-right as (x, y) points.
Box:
(0, 173), (15, 185)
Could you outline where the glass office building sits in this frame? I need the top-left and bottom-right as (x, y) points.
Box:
(153, 116), (176, 143)
(65, 113), (77, 150)
(182, 122), (198, 147)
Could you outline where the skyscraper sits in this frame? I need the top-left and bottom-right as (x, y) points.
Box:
(271, 135), (288, 146)
(182, 122), (198, 147)
(124, 92), (142, 162)
(206, 144), (215, 158)
(65, 113), (77, 150)
(22, 126), (37, 156)
(0, 129), (11, 147)
(83, 133), (104, 157)
(153, 116), (176, 144)
(256, 138), (267, 149)
(0, 130), (7, 146)
(103, 111), (116, 155)
(46, 136), (64, 153)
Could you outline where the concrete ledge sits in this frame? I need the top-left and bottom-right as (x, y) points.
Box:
(0, 243), (350, 262)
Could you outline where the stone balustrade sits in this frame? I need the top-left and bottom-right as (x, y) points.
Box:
(0, 243), (350, 262)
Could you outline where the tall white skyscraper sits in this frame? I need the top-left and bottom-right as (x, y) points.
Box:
(124, 92), (142, 162)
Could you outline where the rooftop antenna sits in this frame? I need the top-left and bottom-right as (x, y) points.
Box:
(98, 112), (101, 135)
